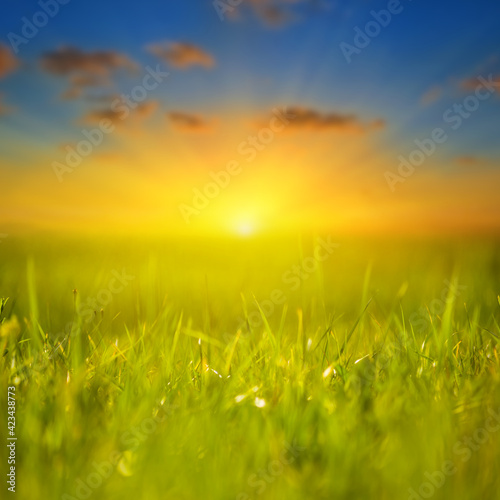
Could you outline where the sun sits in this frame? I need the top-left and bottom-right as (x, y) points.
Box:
(236, 221), (255, 237)
(226, 210), (263, 237)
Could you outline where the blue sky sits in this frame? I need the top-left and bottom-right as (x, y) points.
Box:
(1, 0), (500, 156)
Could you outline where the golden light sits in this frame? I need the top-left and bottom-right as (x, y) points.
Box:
(235, 220), (256, 237)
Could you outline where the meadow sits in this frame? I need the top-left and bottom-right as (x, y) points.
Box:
(1, 234), (500, 500)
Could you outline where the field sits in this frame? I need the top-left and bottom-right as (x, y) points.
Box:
(1, 234), (500, 500)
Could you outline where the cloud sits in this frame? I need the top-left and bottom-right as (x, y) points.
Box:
(421, 86), (442, 106)
(61, 87), (83, 100)
(147, 42), (214, 69)
(263, 106), (385, 134)
(461, 74), (500, 91)
(224, 0), (321, 27)
(81, 100), (159, 127)
(61, 74), (112, 100)
(41, 46), (137, 77)
(69, 74), (110, 87)
(455, 156), (493, 167)
(167, 111), (216, 133)
(253, 3), (293, 25)
(85, 93), (121, 103)
(0, 44), (19, 79)
(130, 101), (159, 120)
(41, 47), (135, 100)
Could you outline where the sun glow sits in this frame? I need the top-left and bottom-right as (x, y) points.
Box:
(235, 221), (256, 237)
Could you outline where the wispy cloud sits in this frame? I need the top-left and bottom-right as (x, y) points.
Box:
(147, 42), (214, 69)
(455, 156), (495, 167)
(41, 46), (137, 77)
(461, 74), (500, 92)
(421, 86), (442, 106)
(221, 0), (324, 26)
(61, 74), (113, 100)
(41, 47), (137, 101)
(260, 106), (385, 133)
(81, 100), (159, 127)
(167, 111), (216, 133)
(252, 1), (294, 26)
(0, 44), (19, 79)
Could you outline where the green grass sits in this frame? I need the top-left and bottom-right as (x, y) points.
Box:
(1, 235), (500, 500)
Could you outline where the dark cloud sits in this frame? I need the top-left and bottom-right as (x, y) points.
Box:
(41, 47), (135, 101)
(41, 46), (137, 77)
(0, 44), (19, 79)
(264, 106), (385, 133)
(130, 101), (159, 120)
(254, 3), (293, 25)
(224, 0), (324, 27)
(167, 111), (215, 133)
(81, 100), (159, 126)
(147, 42), (214, 69)
(81, 107), (123, 125)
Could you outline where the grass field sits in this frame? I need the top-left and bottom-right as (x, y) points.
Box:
(1, 234), (500, 500)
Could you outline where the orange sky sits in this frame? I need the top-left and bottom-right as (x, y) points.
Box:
(2, 118), (500, 237)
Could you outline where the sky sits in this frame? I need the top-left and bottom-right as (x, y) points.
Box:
(1, 0), (500, 237)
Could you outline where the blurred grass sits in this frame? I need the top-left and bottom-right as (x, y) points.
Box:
(1, 234), (500, 500)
